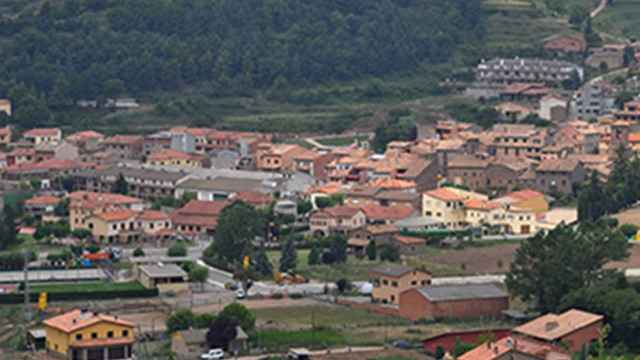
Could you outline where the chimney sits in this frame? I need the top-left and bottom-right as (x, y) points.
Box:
(545, 321), (559, 332)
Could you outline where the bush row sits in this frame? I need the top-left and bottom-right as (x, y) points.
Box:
(0, 288), (158, 304)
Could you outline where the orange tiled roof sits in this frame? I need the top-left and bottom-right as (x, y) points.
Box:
(629, 133), (640, 143)
(464, 199), (500, 210)
(507, 189), (545, 201)
(94, 209), (137, 222)
(104, 135), (143, 145)
(360, 204), (415, 221)
(69, 191), (143, 210)
(137, 210), (170, 221)
(459, 337), (569, 360)
(514, 309), (603, 342)
(25, 195), (61, 206)
(394, 235), (426, 246)
(234, 191), (273, 207)
(370, 178), (416, 190)
(67, 130), (104, 141)
(148, 149), (201, 162)
(23, 128), (61, 137)
(320, 205), (362, 219)
(43, 309), (134, 334)
(424, 188), (465, 202)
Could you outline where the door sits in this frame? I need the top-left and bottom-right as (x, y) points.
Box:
(521, 225), (530, 234)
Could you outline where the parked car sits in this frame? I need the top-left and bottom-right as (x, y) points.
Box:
(236, 288), (246, 299)
(287, 348), (311, 360)
(201, 349), (224, 360)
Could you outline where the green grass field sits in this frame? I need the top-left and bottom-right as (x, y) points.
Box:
(253, 305), (409, 329)
(315, 135), (370, 147)
(252, 328), (346, 351)
(30, 281), (145, 294)
(594, 0), (640, 41)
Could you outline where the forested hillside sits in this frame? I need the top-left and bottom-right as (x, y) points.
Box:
(0, 0), (485, 110)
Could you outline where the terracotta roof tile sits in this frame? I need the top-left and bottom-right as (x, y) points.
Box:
(23, 128), (61, 137)
(360, 204), (415, 221)
(94, 209), (137, 222)
(424, 188), (465, 202)
(514, 309), (603, 341)
(43, 309), (134, 334)
(137, 210), (170, 221)
(25, 195), (61, 206)
(320, 205), (363, 219)
(394, 235), (426, 246)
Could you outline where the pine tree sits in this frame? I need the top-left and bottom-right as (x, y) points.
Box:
(577, 171), (607, 222)
(329, 235), (348, 264)
(254, 245), (273, 276)
(279, 238), (297, 273)
(308, 244), (320, 266)
(366, 240), (377, 261)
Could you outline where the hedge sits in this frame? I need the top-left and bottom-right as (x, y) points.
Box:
(0, 288), (158, 304)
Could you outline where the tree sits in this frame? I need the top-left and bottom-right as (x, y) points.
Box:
(568, 4), (589, 26)
(71, 229), (92, 240)
(562, 69), (582, 90)
(0, 206), (18, 250)
(253, 245), (273, 277)
(189, 265), (209, 291)
(296, 200), (313, 215)
(380, 244), (400, 262)
(308, 244), (321, 265)
(206, 202), (263, 265)
(54, 198), (69, 217)
(623, 46), (636, 67)
(329, 234), (348, 264)
(279, 237), (297, 273)
(218, 303), (255, 331)
(167, 242), (187, 257)
(206, 316), (239, 350)
(620, 224), (639, 238)
(366, 240), (377, 261)
(577, 171), (607, 222)
(435, 346), (446, 360)
(372, 110), (417, 153)
(336, 278), (352, 294)
(132, 247), (145, 257)
(112, 173), (128, 195)
(166, 309), (196, 333)
(506, 222), (629, 312)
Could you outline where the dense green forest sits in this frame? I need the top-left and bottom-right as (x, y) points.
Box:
(0, 0), (486, 128)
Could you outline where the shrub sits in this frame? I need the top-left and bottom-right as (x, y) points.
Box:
(289, 293), (304, 299)
(132, 248), (145, 257)
(168, 242), (187, 257)
(620, 224), (639, 238)
(271, 293), (284, 300)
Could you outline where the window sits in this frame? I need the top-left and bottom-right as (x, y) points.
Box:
(382, 279), (389, 286)
(91, 332), (98, 339)
(411, 281), (417, 286)
(391, 281), (398, 287)
(122, 330), (129, 337)
(75, 334), (82, 341)
(107, 331), (114, 338)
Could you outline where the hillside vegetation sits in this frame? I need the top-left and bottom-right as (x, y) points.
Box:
(0, 0), (485, 111)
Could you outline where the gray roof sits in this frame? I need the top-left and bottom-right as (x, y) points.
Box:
(376, 190), (420, 202)
(178, 177), (267, 193)
(139, 264), (187, 278)
(130, 256), (193, 264)
(395, 216), (443, 228)
(370, 264), (415, 278)
(0, 269), (107, 284)
(416, 284), (507, 302)
(75, 166), (188, 183)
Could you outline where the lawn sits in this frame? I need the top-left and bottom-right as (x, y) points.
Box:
(30, 281), (145, 294)
(253, 305), (409, 329)
(315, 135), (370, 147)
(252, 328), (347, 351)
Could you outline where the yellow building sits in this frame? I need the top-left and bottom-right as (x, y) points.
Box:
(146, 149), (204, 168)
(69, 192), (145, 232)
(0, 99), (11, 116)
(422, 187), (487, 229)
(494, 189), (549, 214)
(23, 128), (62, 145)
(43, 309), (135, 360)
(86, 209), (172, 243)
(369, 265), (431, 304)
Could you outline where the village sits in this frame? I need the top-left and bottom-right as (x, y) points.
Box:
(2, 0), (640, 359)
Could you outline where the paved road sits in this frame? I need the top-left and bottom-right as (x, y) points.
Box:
(590, 0), (608, 18)
(122, 241), (208, 260)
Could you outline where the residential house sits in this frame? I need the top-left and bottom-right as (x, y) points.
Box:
(392, 235), (427, 255)
(0, 99), (11, 116)
(499, 83), (554, 102)
(143, 131), (172, 156)
(24, 195), (61, 219)
(534, 158), (587, 194)
(458, 336), (569, 360)
(103, 135), (144, 160)
(0, 126), (12, 145)
(477, 58), (583, 85)
(399, 283), (509, 321)
(146, 149), (206, 168)
(23, 128), (62, 146)
(170, 200), (229, 236)
(513, 309), (604, 353)
(494, 189), (549, 214)
(422, 187), (487, 229)
(348, 224), (399, 255)
(6, 148), (35, 166)
(614, 100), (640, 121)
(4, 159), (95, 181)
(66, 130), (105, 151)
(69, 191), (146, 232)
(489, 124), (549, 161)
(446, 155), (490, 191)
(538, 94), (568, 122)
(43, 309), (135, 360)
(544, 34), (587, 57)
(309, 205), (366, 237)
(486, 160), (531, 193)
(256, 143), (309, 172)
(292, 149), (335, 180)
(435, 121), (474, 140)
(370, 265), (431, 305)
(495, 102), (535, 122)
(586, 44), (627, 70)
(360, 203), (416, 225)
(86, 209), (172, 243)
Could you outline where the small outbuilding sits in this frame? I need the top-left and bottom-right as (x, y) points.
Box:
(137, 264), (189, 293)
(399, 283), (509, 321)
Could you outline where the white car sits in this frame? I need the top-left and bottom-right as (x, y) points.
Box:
(236, 288), (246, 299)
(201, 349), (224, 360)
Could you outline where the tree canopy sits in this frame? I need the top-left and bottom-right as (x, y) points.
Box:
(0, 0), (486, 108)
(505, 221), (629, 312)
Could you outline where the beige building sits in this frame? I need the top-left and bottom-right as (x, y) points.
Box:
(69, 191), (146, 232)
(23, 128), (62, 145)
(370, 265), (431, 304)
(422, 187), (487, 229)
(256, 143), (309, 172)
(146, 149), (205, 168)
(86, 209), (172, 243)
(309, 205), (366, 237)
(0, 99), (11, 116)
(137, 264), (189, 293)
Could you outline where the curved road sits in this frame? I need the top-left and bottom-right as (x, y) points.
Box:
(590, 0), (608, 18)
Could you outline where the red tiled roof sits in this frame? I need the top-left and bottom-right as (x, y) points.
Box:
(93, 209), (137, 222)
(69, 191), (143, 210)
(67, 130), (104, 141)
(459, 337), (569, 360)
(464, 199), (501, 210)
(629, 133), (640, 143)
(148, 149), (202, 162)
(9, 148), (36, 156)
(7, 159), (94, 173)
(507, 189), (545, 201)
(514, 309), (603, 341)
(23, 128), (61, 137)
(104, 135), (143, 145)
(424, 188), (464, 202)
(25, 195), (61, 206)
(43, 309), (134, 334)
(234, 192), (273, 207)
(0, 127), (11, 136)
(360, 204), (415, 221)
(394, 235), (426, 246)
(369, 178), (416, 190)
(320, 205), (363, 219)
(536, 158), (580, 173)
(137, 210), (170, 221)
(177, 200), (229, 216)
